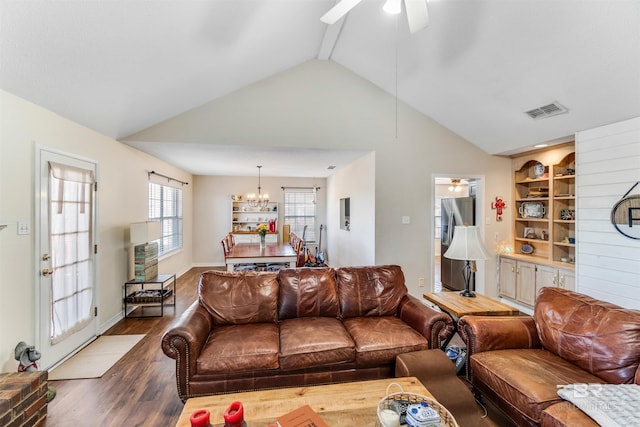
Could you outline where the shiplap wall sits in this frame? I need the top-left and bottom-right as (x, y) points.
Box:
(576, 116), (640, 309)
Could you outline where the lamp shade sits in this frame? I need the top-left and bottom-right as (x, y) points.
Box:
(443, 226), (491, 261)
(130, 221), (161, 245)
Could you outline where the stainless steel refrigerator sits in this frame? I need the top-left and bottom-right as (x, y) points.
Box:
(441, 196), (476, 292)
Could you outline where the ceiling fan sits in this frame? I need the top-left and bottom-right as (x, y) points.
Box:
(320, 0), (429, 34)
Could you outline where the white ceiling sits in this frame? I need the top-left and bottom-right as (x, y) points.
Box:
(2, 0), (639, 177)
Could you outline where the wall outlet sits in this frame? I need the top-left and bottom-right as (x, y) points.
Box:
(418, 277), (425, 287)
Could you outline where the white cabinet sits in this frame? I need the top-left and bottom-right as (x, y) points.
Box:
(500, 257), (536, 306)
(500, 256), (575, 308)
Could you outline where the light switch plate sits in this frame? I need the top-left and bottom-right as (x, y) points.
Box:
(401, 216), (410, 224)
(17, 221), (30, 235)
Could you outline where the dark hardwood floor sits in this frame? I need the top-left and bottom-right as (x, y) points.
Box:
(46, 267), (214, 426)
(46, 266), (512, 426)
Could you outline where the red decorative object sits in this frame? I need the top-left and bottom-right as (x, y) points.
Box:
(492, 197), (506, 221)
(224, 401), (246, 427)
(190, 409), (210, 427)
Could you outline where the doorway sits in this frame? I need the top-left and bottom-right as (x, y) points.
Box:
(433, 176), (483, 292)
(36, 147), (98, 368)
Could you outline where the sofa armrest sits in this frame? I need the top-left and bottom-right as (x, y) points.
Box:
(161, 300), (213, 401)
(458, 315), (541, 354)
(398, 295), (454, 349)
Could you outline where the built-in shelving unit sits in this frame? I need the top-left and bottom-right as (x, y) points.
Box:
(231, 201), (278, 243)
(499, 143), (576, 309)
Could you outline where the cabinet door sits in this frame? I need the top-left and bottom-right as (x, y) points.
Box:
(558, 269), (575, 291)
(499, 257), (517, 299)
(517, 261), (537, 306)
(535, 265), (557, 295)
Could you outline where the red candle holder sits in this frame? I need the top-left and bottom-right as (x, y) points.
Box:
(224, 401), (246, 427)
(190, 409), (210, 427)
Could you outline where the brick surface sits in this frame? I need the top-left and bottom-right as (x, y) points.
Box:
(0, 372), (48, 427)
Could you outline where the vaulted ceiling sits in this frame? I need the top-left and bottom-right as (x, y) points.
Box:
(2, 0), (639, 177)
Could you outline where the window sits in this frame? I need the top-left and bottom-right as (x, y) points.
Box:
(149, 182), (183, 255)
(284, 189), (316, 243)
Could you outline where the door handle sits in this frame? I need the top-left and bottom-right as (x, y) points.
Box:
(42, 268), (54, 277)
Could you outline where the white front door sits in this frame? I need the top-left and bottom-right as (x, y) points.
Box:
(37, 148), (98, 368)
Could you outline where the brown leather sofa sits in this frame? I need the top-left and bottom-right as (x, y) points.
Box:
(161, 265), (453, 400)
(459, 287), (640, 427)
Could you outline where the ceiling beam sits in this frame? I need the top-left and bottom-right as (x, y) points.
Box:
(317, 17), (345, 60)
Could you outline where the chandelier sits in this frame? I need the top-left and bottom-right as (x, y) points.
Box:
(247, 166), (269, 208)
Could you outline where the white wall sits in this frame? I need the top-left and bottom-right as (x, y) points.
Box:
(575, 117), (640, 309)
(193, 175), (326, 266)
(326, 152), (376, 267)
(0, 90), (193, 371)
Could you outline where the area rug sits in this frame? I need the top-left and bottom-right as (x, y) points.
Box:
(48, 334), (145, 380)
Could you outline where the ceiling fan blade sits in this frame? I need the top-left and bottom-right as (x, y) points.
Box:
(320, 0), (364, 25)
(404, 0), (429, 33)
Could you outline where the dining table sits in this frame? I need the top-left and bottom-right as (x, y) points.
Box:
(225, 242), (297, 271)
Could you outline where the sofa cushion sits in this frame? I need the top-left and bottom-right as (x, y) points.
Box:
(540, 402), (599, 427)
(343, 316), (428, 366)
(197, 323), (279, 374)
(198, 270), (279, 325)
(470, 348), (605, 424)
(279, 317), (355, 371)
(337, 265), (407, 318)
(535, 287), (640, 384)
(277, 268), (339, 320)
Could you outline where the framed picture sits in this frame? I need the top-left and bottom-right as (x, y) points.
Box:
(523, 227), (535, 239)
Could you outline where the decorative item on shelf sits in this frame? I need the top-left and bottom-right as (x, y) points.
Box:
(231, 194), (243, 201)
(519, 201), (545, 218)
(523, 227), (536, 239)
(520, 244), (534, 254)
(533, 162), (545, 179)
(247, 166), (269, 209)
(443, 226), (490, 298)
(527, 187), (549, 198)
(257, 223), (269, 249)
(491, 196), (506, 221)
(560, 209), (575, 220)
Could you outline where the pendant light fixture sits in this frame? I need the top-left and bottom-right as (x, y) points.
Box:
(247, 166), (269, 208)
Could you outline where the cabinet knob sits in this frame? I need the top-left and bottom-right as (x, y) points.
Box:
(42, 268), (54, 277)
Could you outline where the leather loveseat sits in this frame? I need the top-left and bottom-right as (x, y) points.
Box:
(161, 265), (453, 400)
(459, 287), (640, 427)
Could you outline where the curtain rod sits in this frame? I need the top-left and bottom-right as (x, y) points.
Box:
(148, 171), (189, 186)
(281, 186), (321, 190)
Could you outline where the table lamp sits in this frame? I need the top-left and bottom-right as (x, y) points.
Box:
(443, 225), (491, 297)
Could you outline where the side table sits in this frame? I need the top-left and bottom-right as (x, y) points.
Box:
(124, 273), (176, 318)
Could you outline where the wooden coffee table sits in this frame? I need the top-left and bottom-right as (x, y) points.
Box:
(176, 377), (435, 427)
(423, 291), (520, 350)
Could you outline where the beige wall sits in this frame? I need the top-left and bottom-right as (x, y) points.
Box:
(326, 152), (376, 267)
(0, 90), (193, 372)
(192, 175), (327, 266)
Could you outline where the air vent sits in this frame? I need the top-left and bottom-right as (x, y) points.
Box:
(525, 102), (569, 120)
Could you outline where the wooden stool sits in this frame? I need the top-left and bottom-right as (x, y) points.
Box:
(396, 350), (489, 427)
